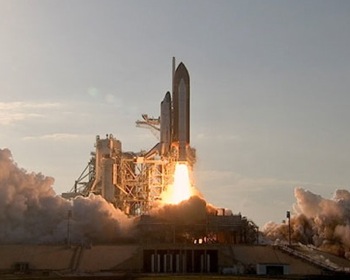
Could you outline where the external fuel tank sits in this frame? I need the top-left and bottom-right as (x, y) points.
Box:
(172, 62), (190, 161)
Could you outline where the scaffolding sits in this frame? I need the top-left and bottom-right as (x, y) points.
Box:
(63, 134), (182, 216)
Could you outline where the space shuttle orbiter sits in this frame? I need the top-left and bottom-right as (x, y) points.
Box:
(159, 59), (190, 162)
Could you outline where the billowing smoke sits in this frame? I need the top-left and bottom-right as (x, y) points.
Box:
(0, 148), (218, 245)
(0, 148), (132, 244)
(150, 195), (217, 225)
(263, 187), (350, 259)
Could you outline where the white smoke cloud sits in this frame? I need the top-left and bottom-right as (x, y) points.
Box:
(263, 187), (350, 258)
(0, 148), (133, 244)
(0, 147), (245, 245)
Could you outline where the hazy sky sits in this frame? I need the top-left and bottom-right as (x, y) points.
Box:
(1, 0), (350, 227)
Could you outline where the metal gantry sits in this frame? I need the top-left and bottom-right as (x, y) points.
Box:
(63, 134), (180, 217)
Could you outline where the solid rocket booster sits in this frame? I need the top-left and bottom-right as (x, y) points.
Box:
(172, 62), (190, 162)
(160, 91), (172, 155)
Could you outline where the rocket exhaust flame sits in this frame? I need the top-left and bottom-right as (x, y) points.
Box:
(161, 163), (193, 205)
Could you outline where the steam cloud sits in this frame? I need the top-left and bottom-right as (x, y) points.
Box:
(0, 148), (215, 244)
(263, 187), (350, 259)
(150, 196), (217, 225)
(5, 142), (348, 258)
(0, 148), (131, 244)
(5, 144), (349, 256)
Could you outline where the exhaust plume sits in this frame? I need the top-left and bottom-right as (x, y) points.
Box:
(0, 148), (132, 244)
(0, 148), (217, 245)
(151, 195), (216, 225)
(263, 187), (350, 259)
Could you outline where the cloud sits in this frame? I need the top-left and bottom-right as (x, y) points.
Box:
(23, 133), (93, 142)
(263, 187), (350, 259)
(0, 102), (60, 110)
(0, 102), (60, 125)
(0, 148), (133, 244)
(0, 112), (42, 125)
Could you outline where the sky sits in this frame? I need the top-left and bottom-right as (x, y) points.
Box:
(1, 0), (350, 227)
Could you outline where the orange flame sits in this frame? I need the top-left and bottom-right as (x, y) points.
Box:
(162, 163), (192, 204)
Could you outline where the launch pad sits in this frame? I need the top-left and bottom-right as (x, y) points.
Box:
(59, 59), (264, 275)
(62, 59), (259, 247)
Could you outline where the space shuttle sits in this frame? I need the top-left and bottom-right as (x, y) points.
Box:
(160, 59), (190, 162)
